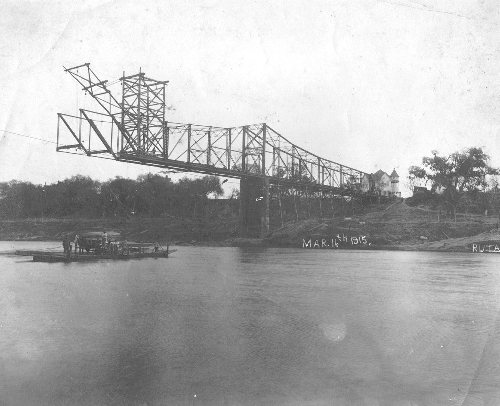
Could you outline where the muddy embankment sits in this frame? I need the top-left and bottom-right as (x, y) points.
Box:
(0, 215), (239, 245)
(263, 201), (500, 252)
(1, 202), (499, 252)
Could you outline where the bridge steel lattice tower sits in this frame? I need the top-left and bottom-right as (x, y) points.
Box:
(56, 63), (369, 237)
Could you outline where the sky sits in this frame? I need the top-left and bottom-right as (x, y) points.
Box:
(0, 0), (499, 197)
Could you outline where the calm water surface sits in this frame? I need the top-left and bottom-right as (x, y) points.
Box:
(1, 242), (500, 405)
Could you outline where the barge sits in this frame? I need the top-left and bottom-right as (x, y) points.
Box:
(32, 250), (172, 262)
(15, 231), (174, 262)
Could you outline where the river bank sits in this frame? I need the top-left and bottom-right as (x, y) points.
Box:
(0, 215), (239, 243)
(1, 202), (499, 252)
(261, 201), (500, 252)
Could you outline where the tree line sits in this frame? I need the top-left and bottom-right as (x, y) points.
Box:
(408, 147), (500, 215)
(0, 174), (227, 219)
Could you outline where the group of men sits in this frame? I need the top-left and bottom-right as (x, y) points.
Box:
(61, 231), (162, 257)
(62, 234), (82, 255)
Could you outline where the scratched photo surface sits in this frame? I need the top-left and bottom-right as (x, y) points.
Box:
(1, 1), (500, 405)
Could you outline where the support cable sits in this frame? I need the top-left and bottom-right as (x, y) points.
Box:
(0, 130), (56, 144)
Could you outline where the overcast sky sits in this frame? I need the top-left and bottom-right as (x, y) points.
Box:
(0, 0), (499, 196)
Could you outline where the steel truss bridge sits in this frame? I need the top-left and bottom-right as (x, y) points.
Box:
(56, 63), (370, 236)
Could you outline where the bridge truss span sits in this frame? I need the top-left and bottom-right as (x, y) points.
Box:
(56, 63), (368, 194)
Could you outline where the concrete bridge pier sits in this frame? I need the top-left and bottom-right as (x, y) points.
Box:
(239, 177), (270, 238)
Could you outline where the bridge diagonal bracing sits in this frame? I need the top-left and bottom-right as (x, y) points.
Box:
(57, 63), (370, 236)
(57, 64), (367, 192)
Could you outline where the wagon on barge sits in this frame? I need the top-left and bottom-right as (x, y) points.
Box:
(18, 231), (174, 262)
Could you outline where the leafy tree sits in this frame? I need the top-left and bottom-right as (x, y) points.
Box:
(136, 174), (174, 217)
(0, 173), (225, 219)
(101, 177), (139, 217)
(408, 166), (428, 191)
(175, 175), (223, 216)
(0, 181), (33, 217)
(409, 147), (498, 214)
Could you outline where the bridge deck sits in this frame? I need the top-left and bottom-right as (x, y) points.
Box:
(56, 63), (370, 194)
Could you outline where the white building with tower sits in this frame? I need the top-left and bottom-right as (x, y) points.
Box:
(361, 169), (400, 197)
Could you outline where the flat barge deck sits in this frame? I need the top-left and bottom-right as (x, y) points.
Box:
(32, 251), (171, 262)
(15, 250), (61, 256)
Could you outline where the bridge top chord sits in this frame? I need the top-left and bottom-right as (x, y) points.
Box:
(57, 63), (368, 193)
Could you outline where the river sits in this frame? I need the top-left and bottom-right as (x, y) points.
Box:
(0, 241), (499, 406)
